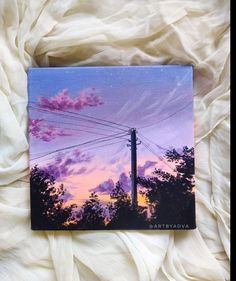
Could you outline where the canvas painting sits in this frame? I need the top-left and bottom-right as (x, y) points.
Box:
(28, 65), (196, 230)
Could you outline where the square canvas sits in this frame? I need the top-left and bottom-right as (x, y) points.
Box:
(28, 65), (196, 230)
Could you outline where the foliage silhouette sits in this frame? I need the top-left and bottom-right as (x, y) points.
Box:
(74, 192), (106, 229)
(30, 166), (76, 230)
(30, 146), (195, 229)
(107, 181), (148, 229)
(138, 146), (195, 227)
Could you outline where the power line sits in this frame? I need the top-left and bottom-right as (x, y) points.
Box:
(29, 105), (128, 132)
(31, 131), (127, 157)
(74, 139), (126, 153)
(42, 119), (121, 134)
(138, 132), (169, 152)
(138, 136), (175, 172)
(31, 139), (127, 163)
(67, 109), (130, 130)
(29, 102), (130, 130)
(141, 140), (174, 171)
(31, 132), (129, 161)
(39, 124), (119, 137)
(31, 134), (128, 157)
(140, 138), (162, 159)
(138, 101), (192, 130)
(30, 101), (130, 129)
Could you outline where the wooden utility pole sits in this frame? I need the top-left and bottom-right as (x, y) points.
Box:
(130, 128), (137, 207)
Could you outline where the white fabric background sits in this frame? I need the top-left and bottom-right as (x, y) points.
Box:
(0, 0), (230, 280)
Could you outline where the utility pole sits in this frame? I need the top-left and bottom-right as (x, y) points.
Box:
(129, 128), (138, 208)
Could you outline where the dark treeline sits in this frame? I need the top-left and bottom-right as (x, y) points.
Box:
(30, 146), (195, 230)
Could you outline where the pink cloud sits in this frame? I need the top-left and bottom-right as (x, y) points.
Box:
(37, 88), (103, 111)
(118, 172), (131, 192)
(90, 172), (131, 194)
(29, 118), (43, 137)
(89, 161), (158, 195)
(41, 149), (92, 180)
(75, 167), (87, 175)
(89, 179), (115, 194)
(29, 88), (103, 142)
(137, 160), (157, 177)
(29, 118), (75, 142)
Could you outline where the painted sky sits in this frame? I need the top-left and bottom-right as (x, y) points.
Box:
(28, 65), (194, 206)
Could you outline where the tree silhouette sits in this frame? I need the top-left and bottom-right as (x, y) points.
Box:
(138, 146), (195, 227)
(75, 192), (106, 229)
(30, 166), (76, 229)
(30, 146), (195, 230)
(107, 181), (148, 229)
(166, 146), (194, 180)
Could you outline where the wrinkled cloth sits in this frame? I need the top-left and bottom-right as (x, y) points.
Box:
(0, 1), (230, 281)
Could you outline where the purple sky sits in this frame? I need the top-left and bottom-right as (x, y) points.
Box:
(28, 65), (194, 203)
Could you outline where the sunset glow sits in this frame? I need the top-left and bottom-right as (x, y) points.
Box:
(29, 65), (195, 230)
